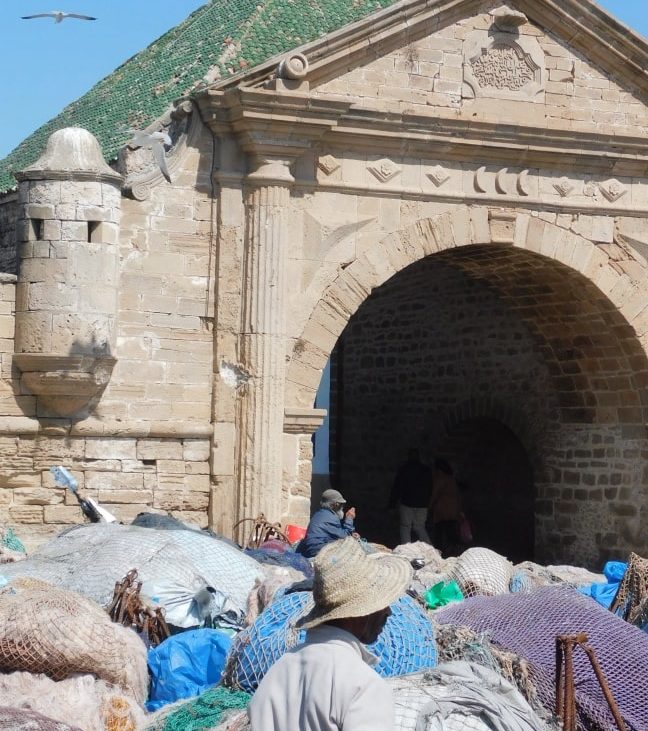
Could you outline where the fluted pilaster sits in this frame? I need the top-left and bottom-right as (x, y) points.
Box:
(237, 157), (292, 522)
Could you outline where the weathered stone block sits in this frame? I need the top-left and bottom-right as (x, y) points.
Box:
(85, 438), (137, 460)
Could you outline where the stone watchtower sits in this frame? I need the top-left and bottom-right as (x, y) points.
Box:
(13, 128), (122, 417)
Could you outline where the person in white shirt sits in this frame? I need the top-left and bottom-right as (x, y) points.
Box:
(248, 537), (413, 731)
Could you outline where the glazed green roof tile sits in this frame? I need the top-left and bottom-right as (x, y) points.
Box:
(0, 0), (400, 193)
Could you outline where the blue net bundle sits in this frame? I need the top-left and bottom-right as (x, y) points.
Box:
(224, 591), (436, 692)
(436, 584), (648, 731)
(244, 547), (313, 578)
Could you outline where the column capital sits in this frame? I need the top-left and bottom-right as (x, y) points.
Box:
(246, 154), (295, 186)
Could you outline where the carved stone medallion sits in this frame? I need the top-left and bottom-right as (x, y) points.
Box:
(470, 43), (537, 92)
(463, 29), (545, 101)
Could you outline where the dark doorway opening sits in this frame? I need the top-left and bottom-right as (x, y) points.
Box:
(436, 417), (534, 563)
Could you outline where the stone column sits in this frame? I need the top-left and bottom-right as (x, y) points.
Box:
(237, 156), (293, 522)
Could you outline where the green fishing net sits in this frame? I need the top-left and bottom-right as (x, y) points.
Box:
(2, 528), (26, 554)
(143, 687), (250, 731)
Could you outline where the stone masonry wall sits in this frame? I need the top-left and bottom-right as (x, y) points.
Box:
(311, 0), (648, 136)
(1, 436), (210, 551)
(0, 126), (218, 546)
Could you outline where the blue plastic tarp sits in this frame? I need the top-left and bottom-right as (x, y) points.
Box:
(147, 628), (233, 711)
(578, 561), (627, 609)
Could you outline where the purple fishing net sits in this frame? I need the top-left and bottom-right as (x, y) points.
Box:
(436, 585), (648, 731)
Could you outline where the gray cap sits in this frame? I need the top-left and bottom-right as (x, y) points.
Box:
(321, 488), (347, 505)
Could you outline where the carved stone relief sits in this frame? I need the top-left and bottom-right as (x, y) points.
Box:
(471, 44), (538, 92)
(553, 177), (575, 198)
(474, 166), (532, 197)
(317, 154), (341, 176)
(368, 158), (401, 183)
(426, 165), (450, 187)
(599, 178), (627, 203)
(463, 12), (545, 102)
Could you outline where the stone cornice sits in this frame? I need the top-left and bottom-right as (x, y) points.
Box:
(210, 0), (648, 100)
(328, 111), (648, 176)
(15, 169), (123, 186)
(195, 88), (352, 160)
(198, 86), (648, 176)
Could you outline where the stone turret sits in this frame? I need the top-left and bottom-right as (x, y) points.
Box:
(13, 127), (123, 417)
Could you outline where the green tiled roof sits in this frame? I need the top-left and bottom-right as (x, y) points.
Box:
(0, 0), (399, 193)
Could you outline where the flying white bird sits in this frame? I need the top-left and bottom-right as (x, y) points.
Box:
(21, 11), (97, 23)
(125, 129), (173, 183)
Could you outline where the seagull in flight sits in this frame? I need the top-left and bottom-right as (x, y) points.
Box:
(21, 11), (97, 23)
(125, 129), (173, 183)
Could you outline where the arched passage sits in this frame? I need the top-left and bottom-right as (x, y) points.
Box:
(286, 209), (648, 567)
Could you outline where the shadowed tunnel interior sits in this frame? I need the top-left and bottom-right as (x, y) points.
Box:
(321, 245), (648, 567)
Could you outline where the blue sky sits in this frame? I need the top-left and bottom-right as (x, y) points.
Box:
(0, 0), (646, 159)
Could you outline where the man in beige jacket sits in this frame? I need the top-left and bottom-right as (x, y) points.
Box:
(248, 537), (412, 731)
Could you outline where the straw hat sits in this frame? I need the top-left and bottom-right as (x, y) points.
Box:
(296, 537), (413, 630)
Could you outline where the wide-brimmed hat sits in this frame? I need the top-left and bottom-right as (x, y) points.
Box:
(296, 537), (413, 630)
(321, 488), (346, 505)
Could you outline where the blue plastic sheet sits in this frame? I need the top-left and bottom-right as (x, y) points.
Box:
(147, 628), (233, 711)
(579, 561), (627, 609)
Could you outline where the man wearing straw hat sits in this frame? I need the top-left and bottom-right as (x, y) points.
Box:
(248, 537), (413, 731)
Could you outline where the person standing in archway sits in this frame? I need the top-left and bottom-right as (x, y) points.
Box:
(390, 448), (433, 544)
(429, 458), (462, 557)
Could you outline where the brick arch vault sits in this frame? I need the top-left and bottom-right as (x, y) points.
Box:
(285, 207), (648, 568)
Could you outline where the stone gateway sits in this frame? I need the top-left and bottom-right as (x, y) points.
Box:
(0, 0), (646, 567)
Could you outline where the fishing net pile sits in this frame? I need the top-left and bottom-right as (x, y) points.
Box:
(0, 672), (145, 731)
(224, 591), (437, 692)
(610, 552), (648, 628)
(142, 687), (250, 731)
(446, 547), (513, 597)
(0, 577), (148, 704)
(390, 661), (553, 731)
(0, 526), (26, 564)
(436, 584), (648, 731)
(510, 561), (604, 593)
(0, 523), (263, 624)
(0, 707), (83, 731)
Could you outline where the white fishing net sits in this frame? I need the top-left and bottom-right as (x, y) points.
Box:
(0, 524), (264, 620)
(0, 672), (145, 731)
(447, 547), (513, 597)
(390, 661), (552, 731)
(0, 706), (83, 731)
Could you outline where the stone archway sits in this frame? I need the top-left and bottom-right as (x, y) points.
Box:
(287, 208), (648, 405)
(285, 207), (648, 567)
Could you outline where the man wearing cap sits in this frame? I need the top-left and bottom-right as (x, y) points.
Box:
(296, 488), (357, 558)
(248, 537), (412, 731)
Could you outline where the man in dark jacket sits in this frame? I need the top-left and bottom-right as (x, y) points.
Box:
(296, 489), (356, 558)
(390, 448), (433, 544)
